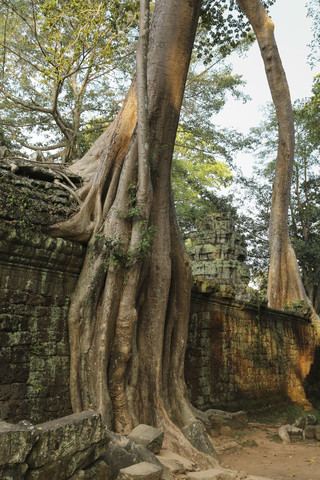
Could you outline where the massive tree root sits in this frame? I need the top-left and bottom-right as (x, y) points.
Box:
(49, 0), (217, 468)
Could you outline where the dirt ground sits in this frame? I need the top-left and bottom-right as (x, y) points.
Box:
(213, 421), (320, 480)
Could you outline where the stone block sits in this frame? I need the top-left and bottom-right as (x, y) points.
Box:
(0, 462), (28, 479)
(155, 456), (185, 474)
(128, 425), (164, 454)
(304, 425), (316, 439)
(0, 421), (37, 465)
(157, 450), (195, 472)
(70, 458), (112, 480)
(181, 420), (217, 458)
(102, 439), (138, 477)
(102, 432), (164, 479)
(27, 411), (110, 468)
(26, 441), (107, 480)
(315, 425), (320, 441)
(117, 462), (163, 480)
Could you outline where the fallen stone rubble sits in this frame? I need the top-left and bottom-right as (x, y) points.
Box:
(0, 410), (276, 480)
(278, 414), (320, 443)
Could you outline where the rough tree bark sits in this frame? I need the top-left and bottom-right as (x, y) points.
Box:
(236, 0), (315, 313)
(49, 0), (216, 467)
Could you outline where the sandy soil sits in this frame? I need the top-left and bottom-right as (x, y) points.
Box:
(213, 422), (320, 480)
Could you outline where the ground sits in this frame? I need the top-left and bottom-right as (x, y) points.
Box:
(213, 407), (320, 480)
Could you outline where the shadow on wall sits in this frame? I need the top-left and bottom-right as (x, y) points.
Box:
(304, 345), (320, 408)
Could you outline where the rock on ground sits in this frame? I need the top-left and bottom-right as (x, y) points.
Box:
(116, 461), (163, 480)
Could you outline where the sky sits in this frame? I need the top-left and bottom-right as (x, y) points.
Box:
(216, 0), (315, 140)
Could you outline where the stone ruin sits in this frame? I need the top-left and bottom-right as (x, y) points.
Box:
(186, 213), (250, 299)
(1, 155), (320, 479)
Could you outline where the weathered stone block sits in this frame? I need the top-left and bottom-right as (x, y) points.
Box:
(315, 425), (320, 441)
(117, 462), (163, 480)
(155, 455), (185, 473)
(25, 440), (107, 480)
(0, 421), (37, 465)
(128, 425), (164, 454)
(70, 458), (112, 480)
(27, 411), (110, 468)
(181, 421), (217, 458)
(304, 425), (316, 439)
(157, 450), (195, 472)
(0, 462), (28, 479)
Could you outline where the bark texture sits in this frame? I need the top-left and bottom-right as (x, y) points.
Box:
(237, 0), (313, 313)
(49, 0), (216, 467)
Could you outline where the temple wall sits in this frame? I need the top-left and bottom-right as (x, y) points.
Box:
(1, 160), (320, 424)
(186, 291), (320, 411)
(0, 158), (84, 423)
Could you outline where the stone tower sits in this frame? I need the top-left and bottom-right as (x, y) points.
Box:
(186, 212), (250, 297)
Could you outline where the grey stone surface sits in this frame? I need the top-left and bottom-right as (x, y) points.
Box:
(0, 420), (37, 464)
(71, 458), (112, 480)
(186, 213), (250, 296)
(304, 425), (316, 439)
(1, 412), (112, 480)
(117, 462), (163, 480)
(102, 431), (167, 479)
(25, 443), (102, 480)
(293, 414), (317, 429)
(128, 425), (164, 454)
(27, 411), (109, 468)
(0, 462), (28, 479)
(181, 420), (217, 458)
(278, 424), (304, 443)
(155, 456), (185, 474)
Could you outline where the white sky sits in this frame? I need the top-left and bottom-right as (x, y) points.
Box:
(216, 0), (314, 140)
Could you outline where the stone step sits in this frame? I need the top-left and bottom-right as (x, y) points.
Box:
(128, 425), (164, 454)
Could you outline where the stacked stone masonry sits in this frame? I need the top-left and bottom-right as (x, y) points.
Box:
(0, 158), (84, 423)
(186, 213), (250, 297)
(1, 160), (320, 427)
(185, 292), (320, 411)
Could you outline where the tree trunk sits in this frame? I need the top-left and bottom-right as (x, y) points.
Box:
(49, 0), (216, 467)
(236, 0), (313, 312)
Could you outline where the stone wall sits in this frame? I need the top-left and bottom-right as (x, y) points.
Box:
(0, 411), (111, 480)
(2, 158), (320, 427)
(186, 213), (250, 298)
(185, 291), (320, 411)
(0, 158), (85, 423)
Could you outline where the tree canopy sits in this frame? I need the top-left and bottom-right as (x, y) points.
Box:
(0, 0), (137, 160)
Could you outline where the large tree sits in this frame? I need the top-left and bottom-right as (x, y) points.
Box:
(45, 0), (287, 464)
(236, 0), (315, 313)
(49, 0), (217, 465)
(242, 101), (320, 313)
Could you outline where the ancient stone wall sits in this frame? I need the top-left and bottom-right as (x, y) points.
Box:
(0, 411), (111, 480)
(0, 158), (85, 423)
(186, 213), (250, 298)
(2, 159), (320, 427)
(186, 291), (320, 412)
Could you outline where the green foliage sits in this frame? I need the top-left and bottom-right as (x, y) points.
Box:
(98, 221), (157, 271)
(239, 100), (320, 306)
(0, 0), (137, 159)
(197, 0), (276, 63)
(172, 52), (250, 235)
(30, 343), (44, 356)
